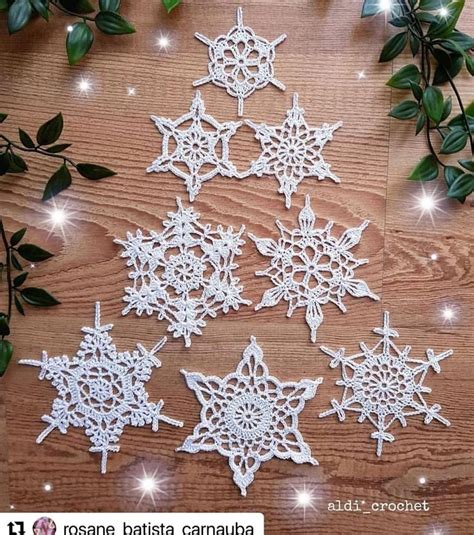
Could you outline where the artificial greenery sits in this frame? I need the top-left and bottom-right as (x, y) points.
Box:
(362, 0), (474, 202)
(0, 112), (116, 200)
(0, 0), (182, 65)
(0, 220), (59, 376)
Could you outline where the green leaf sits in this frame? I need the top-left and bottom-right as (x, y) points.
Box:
(58, 0), (94, 13)
(30, 0), (49, 20)
(17, 243), (53, 262)
(389, 100), (420, 120)
(76, 163), (116, 180)
(0, 339), (13, 377)
(416, 12), (438, 23)
(410, 34), (420, 56)
(441, 96), (452, 121)
(21, 287), (61, 307)
(10, 227), (26, 246)
(7, 0), (32, 34)
(448, 30), (474, 51)
(95, 11), (135, 35)
(389, 16), (410, 28)
(19, 128), (35, 148)
(409, 154), (439, 181)
(0, 113), (7, 123)
(162, 0), (181, 13)
(45, 143), (72, 153)
(433, 51), (464, 84)
(0, 0), (8, 12)
(447, 172), (474, 199)
(387, 64), (421, 89)
(416, 112), (427, 135)
(448, 112), (474, 131)
(13, 272), (28, 288)
(379, 32), (408, 62)
(429, 0), (465, 39)
(419, 0), (443, 9)
(423, 86), (444, 123)
(0, 315), (10, 337)
(42, 164), (72, 201)
(410, 81), (423, 101)
(14, 295), (25, 316)
(67, 22), (94, 66)
(0, 152), (10, 175)
(466, 102), (474, 117)
(444, 165), (464, 186)
(11, 253), (22, 271)
(99, 0), (120, 10)
(8, 152), (28, 172)
(440, 128), (468, 153)
(36, 113), (63, 146)
(466, 55), (474, 76)
(459, 159), (474, 172)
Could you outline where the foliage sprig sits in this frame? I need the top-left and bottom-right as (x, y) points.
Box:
(0, 112), (116, 200)
(362, 0), (474, 202)
(0, 220), (59, 376)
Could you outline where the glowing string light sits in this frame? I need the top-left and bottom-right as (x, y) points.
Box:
(66, 25), (74, 33)
(43, 482), (53, 492)
(418, 476), (427, 485)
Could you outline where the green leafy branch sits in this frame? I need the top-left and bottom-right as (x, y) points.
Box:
(0, 220), (59, 376)
(0, 112), (116, 200)
(362, 0), (474, 202)
(1, 0), (182, 65)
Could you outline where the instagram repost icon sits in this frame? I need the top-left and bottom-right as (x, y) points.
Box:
(33, 517), (56, 535)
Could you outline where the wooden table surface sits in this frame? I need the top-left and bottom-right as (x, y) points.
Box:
(1, 1), (473, 533)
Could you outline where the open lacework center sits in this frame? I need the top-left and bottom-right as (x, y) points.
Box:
(250, 195), (379, 343)
(115, 198), (250, 347)
(245, 93), (343, 208)
(320, 311), (453, 456)
(194, 7), (287, 116)
(147, 91), (241, 201)
(19, 302), (183, 473)
(178, 336), (322, 495)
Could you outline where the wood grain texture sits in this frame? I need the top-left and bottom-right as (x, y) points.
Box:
(0, 1), (473, 533)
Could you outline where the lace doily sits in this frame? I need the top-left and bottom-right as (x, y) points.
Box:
(19, 302), (183, 474)
(194, 7), (287, 116)
(115, 198), (251, 347)
(245, 93), (343, 208)
(320, 311), (453, 456)
(178, 336), (322, 496)
(250, 195), (379, 342)
(146, 91), (241, 202)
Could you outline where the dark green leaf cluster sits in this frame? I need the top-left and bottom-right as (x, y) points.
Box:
(0, 112), (116, 200)
(0, 220), (59, 376)
(362, 0), (474, 202)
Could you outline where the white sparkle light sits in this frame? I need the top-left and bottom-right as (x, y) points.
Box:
(419, 476), (427, 485)
(43, 200), (75, 238)
(156, 33), (171, 50)
(67, 25), (74, 33)
(78, 77), (92, 94)
(30, 263), (36, 269)
(43, 482), (53, 492)
(430, 253), (438, 261)
(127, 87), (136, 96)
(439, 7), (449, 17)
(9, 505), (15, 510)
(379, 0), (392, 11)
(413, 187), (445, 225)
(135, 467), (166, 506)
(292, 484), (317, 521)
(357, 70), (366, 80)
(442, 307), (455, 322)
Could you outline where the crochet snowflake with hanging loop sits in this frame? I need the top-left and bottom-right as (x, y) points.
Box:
(115, 198), (251, 347)
(249, 195), (379, 343)
(146, 91), (241, 202)
(245, 93), (343, 209)
(194, 7), (287, 116)
(19, 302), (183, 474)
(178, 337), (322, 496)
(319, 311), (453, 456)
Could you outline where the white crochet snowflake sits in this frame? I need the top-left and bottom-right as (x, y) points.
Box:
(115, 198), (250, 347)
(19, 302), (183, 474)
(250, 195), (379, 343)
(178, 337), (322, 496)
(194, 7), (286, 116)
(245, 93), (343, 208)
(146, 91), (241, 201)
(320, 311), (453, 456)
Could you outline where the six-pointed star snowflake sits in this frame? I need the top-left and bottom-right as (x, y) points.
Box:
(115, 198), (251, 347)
(178, 337), (322, 496)
(320, 311), (453, 456)
(245, 93), (343, 208)
(250, 195), (379, 342)
(147, 91), (241, 201)
(19, 302), (183, 473)
(194, 7), (286, 116)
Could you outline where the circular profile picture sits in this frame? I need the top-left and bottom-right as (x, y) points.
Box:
(32, 517), (57, 535)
